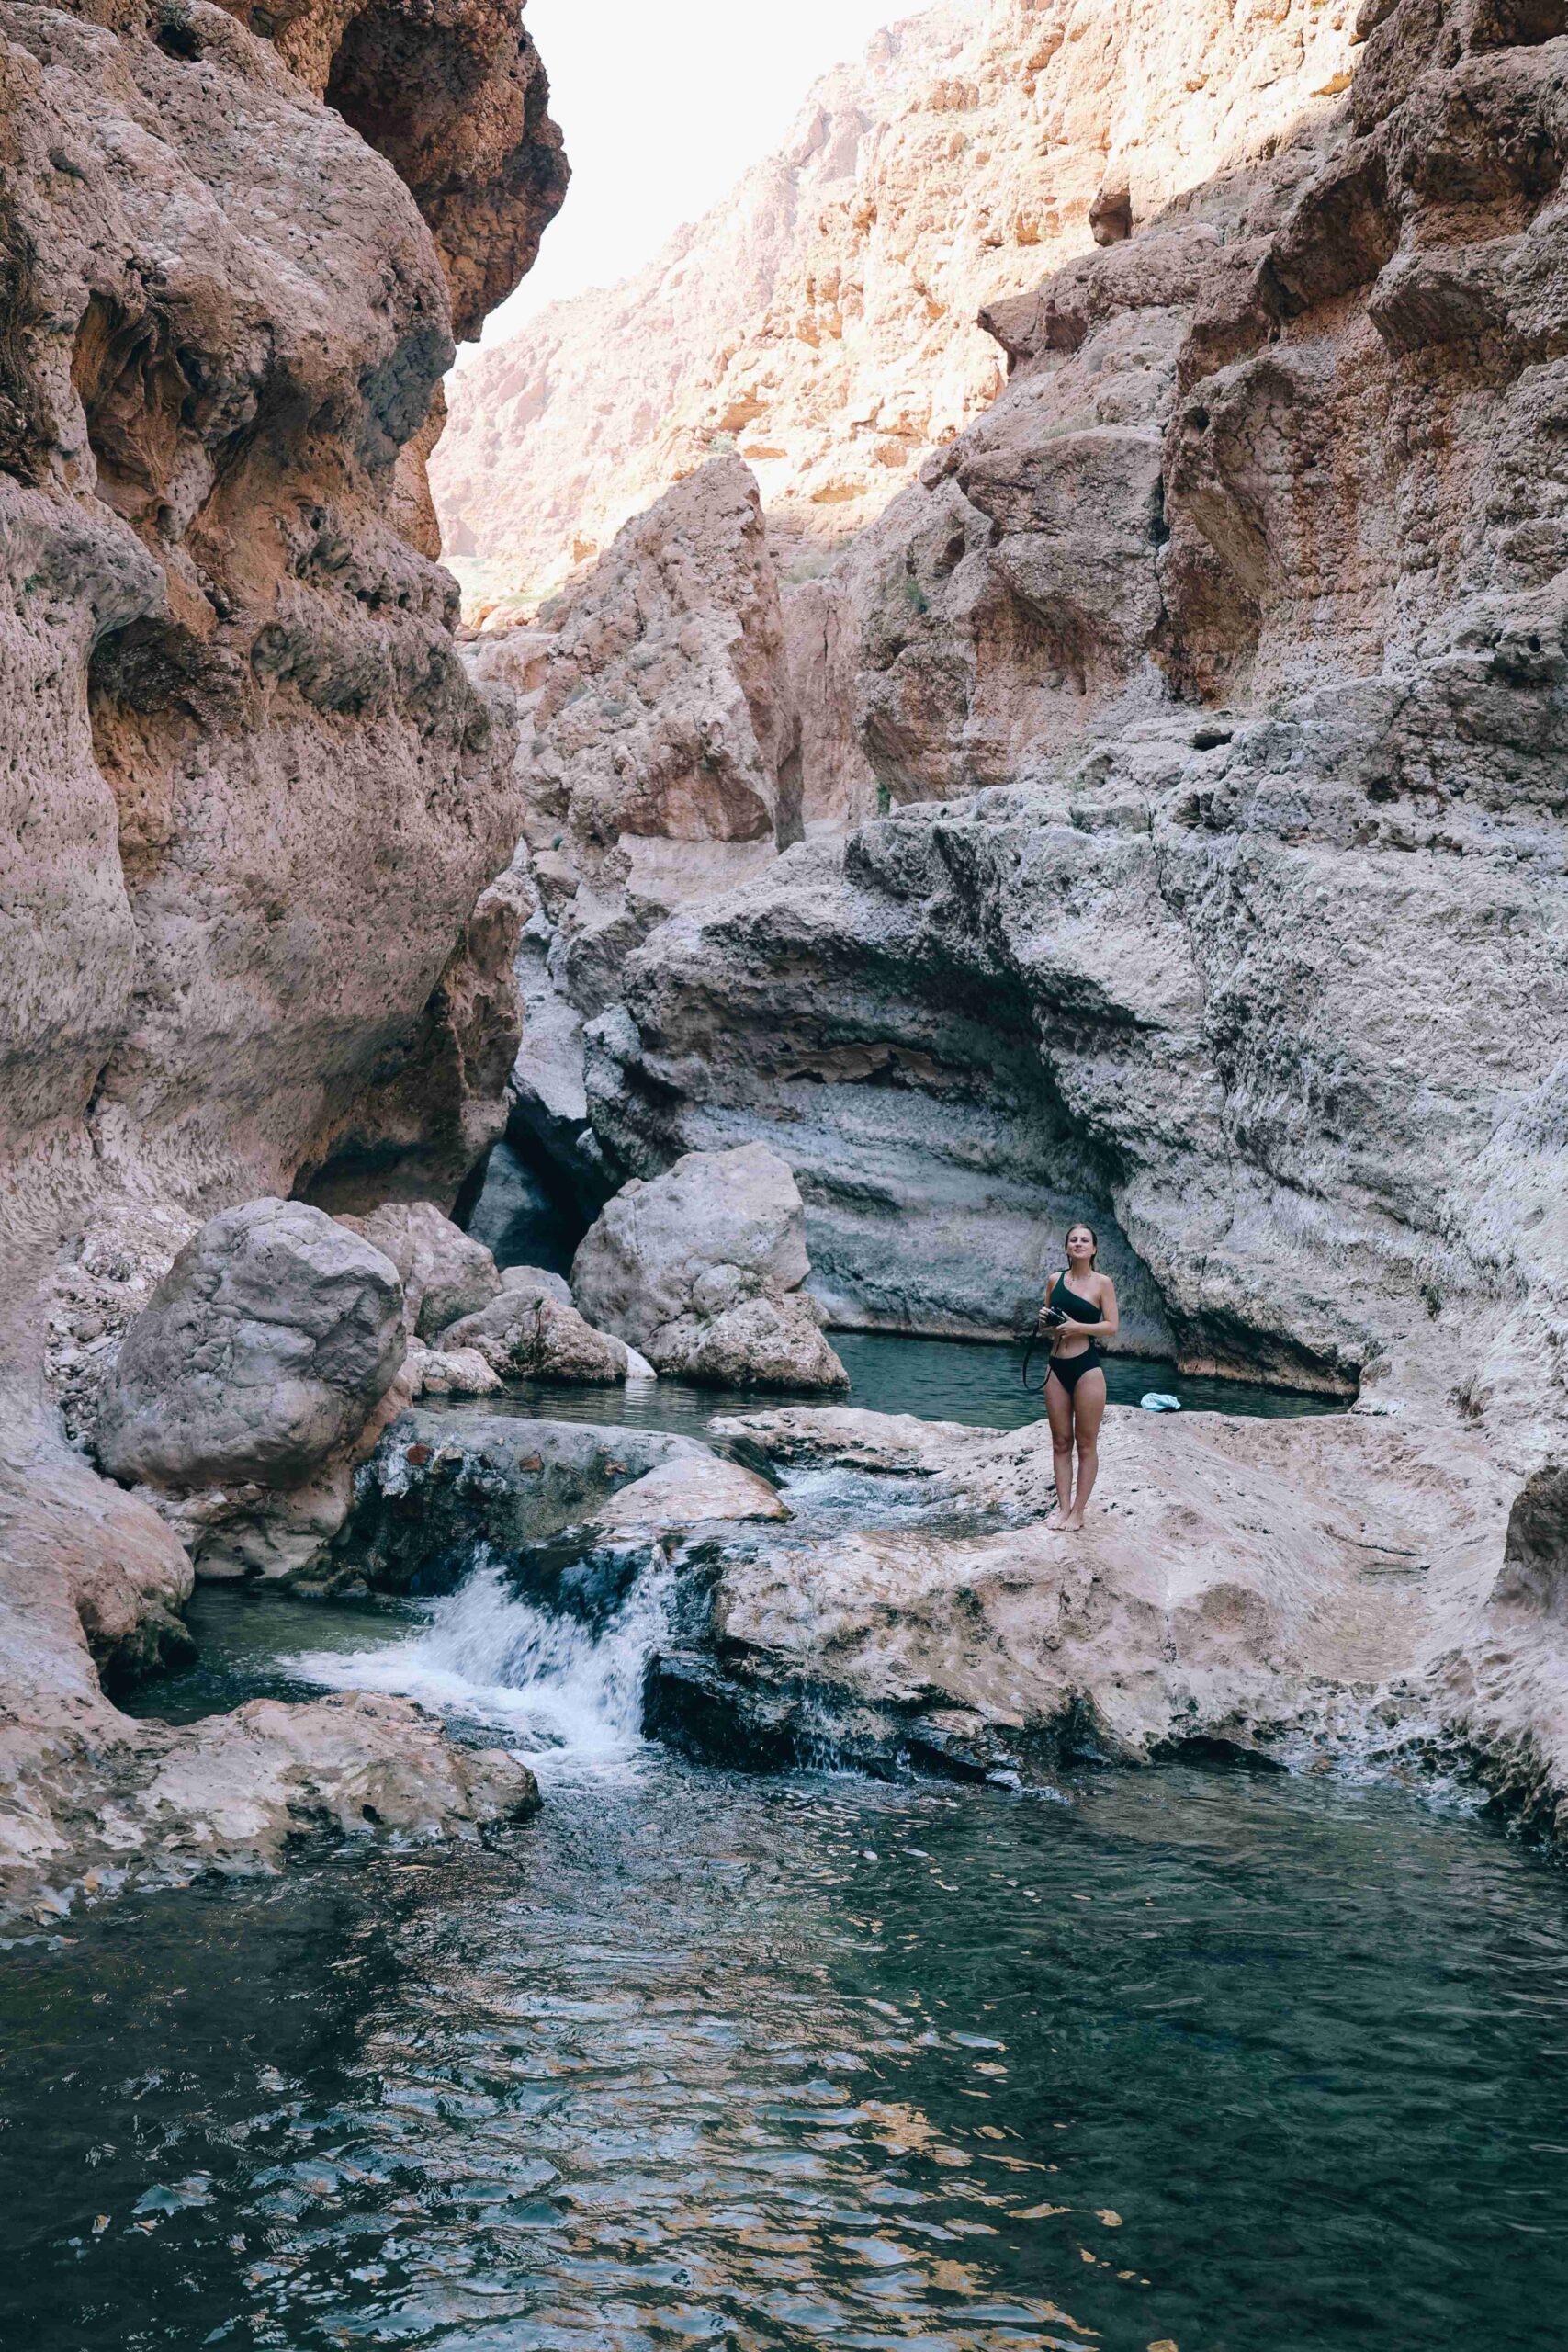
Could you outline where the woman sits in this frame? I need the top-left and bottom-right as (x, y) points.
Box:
(1040, 1222), (1119, 1532)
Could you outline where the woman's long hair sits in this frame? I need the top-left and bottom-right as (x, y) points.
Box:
(1066, 1221), (1099, 1269)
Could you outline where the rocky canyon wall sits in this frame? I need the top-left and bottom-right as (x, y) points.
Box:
(0, 0), (563, 1918)
(434, 0), (1362, 622)
(442, 0), (1568, 1825)
(2, 0), (564, 1277)
(473, 0), (1566, 1463)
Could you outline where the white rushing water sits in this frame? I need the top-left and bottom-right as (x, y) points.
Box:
(281, 1456), (995, 1785)
(286, 1543), (675, 1769)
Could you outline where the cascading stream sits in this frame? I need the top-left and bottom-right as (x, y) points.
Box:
(288, 1541), (677, 1765)
(285, 1448), (1009, 1774)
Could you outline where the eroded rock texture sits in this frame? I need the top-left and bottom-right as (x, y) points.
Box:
(571, 1145), (850, 1393)
(440, 0), (1568, 1822)
(575, 0), (1568, 1446)
(649, 1404), (1526, 1804)
(436, 0), (1359, 619)
(0, 0), (564, 1922)
(337, 1199), (504, 1342)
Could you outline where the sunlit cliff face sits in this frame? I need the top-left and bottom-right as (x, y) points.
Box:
(434, 0), (1360, 624)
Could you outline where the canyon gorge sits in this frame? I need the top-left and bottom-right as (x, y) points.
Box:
(448, 0), (1568, 1832)
(3, 0), (1568, 1950)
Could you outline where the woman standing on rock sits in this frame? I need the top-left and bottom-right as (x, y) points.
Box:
(1041, 1223), (1118, 1532)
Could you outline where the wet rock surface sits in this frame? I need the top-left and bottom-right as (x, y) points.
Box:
(333, 1412), (720, 1596)
(0, 1426), (540, 1932)
(645, 1404), (1531, 1803)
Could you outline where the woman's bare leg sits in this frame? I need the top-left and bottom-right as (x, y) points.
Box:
(1044, 1371), (1074, 1525)
(1062, 1371), (1106, 1531)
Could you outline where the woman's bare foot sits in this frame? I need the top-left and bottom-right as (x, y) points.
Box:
(1061, 1511), (1086, 1532)
(1045, 1507), (1070, 1531)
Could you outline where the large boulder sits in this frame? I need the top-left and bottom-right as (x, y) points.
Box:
(570, 1145), (849, 1391)
(96, 1201), (406, 1578)
(501, 1264), (573, 1307)
(336, 1201), (503, 1342)
(403, 1343), (504, 1400)
(97, 1201), (403, 1491)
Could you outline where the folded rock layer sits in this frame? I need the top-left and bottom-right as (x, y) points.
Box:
(458, 0), (1568, 1822)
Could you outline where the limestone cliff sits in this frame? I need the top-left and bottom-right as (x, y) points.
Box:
(464, 0), (1568, 1813)
(434, 0), (1360, 621)
(566, 0), (1568, 1432)
(465, 456), (799, 1203)
(0, 0), (564, 1921)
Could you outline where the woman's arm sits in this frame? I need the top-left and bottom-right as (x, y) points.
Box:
(1089, 1274), (1120, 1341)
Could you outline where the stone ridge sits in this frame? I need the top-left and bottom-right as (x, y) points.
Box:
(434, 0), (1359, 623)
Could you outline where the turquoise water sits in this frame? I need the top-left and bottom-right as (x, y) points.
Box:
(6, 1755), (1567, 2351)
(23, 1336), (1529, 2352)
(423, 1326), (1343, 1448)
(834, 1330), (1340, 1427)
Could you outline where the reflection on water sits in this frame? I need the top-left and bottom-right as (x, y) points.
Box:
(76, 1330), (1506, 2352)
(425, 1325), (1344, 1446)
(6, 1759), (1568, 2352)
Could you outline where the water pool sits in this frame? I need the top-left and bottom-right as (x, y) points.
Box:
(423, 1326), (1345, 1447)
(6, 1749), (1566, 2352)
(20, 1342), (1523, 2352)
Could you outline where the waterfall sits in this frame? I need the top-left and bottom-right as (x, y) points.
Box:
(286, 1542), (675, 1766)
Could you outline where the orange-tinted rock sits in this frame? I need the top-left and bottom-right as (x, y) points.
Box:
(436, 0), (1359, 621)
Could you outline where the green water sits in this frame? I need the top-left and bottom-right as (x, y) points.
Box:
(5, 1758), (1567, 2351)
(424, 1327), (1343, 1447)
(15, 1338), (1529, 2351)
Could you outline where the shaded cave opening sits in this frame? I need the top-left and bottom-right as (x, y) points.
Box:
(459, 1128), (592, 1278)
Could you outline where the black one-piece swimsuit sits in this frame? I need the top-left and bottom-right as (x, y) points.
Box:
(1045, 1278), (1102, 1396)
